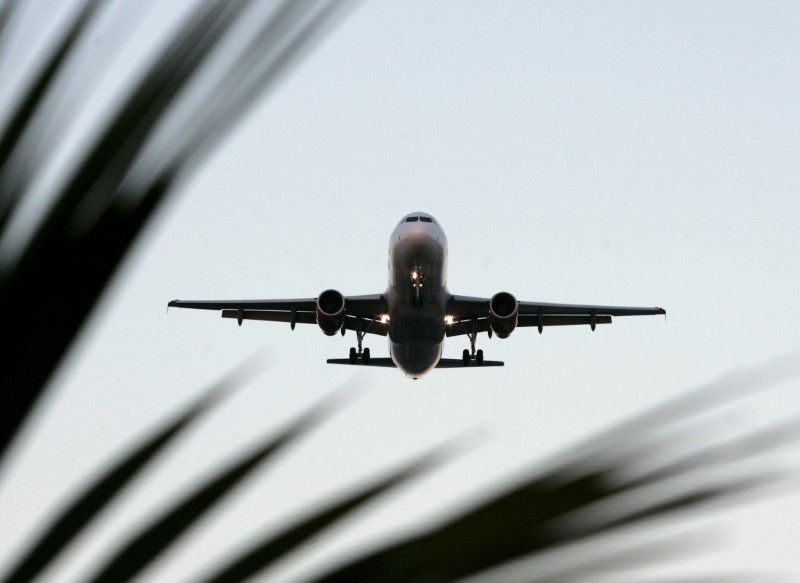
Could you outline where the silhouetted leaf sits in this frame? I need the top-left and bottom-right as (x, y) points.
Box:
(481, 529), (711, 582)
(0, 0), (21, 55)
(0, 362), (255, 583)
(310, 366), (800, 583)
(0, 0), (102, 232)
(622, 576), (794, 583)
(201, 440), (459, 583)
(0, 0), (350, 465)
(84, 388), (352, 583)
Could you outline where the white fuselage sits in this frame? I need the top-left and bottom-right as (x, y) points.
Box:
(385, 212), (449, 378)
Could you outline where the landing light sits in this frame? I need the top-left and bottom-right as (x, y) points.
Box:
(411, 271), (418, 280)
(379, 314), (390, 323)
(444, 315), (455, 325)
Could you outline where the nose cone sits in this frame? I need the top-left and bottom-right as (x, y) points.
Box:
(390, 342), (442, 379)
(390, 213), (448, 262)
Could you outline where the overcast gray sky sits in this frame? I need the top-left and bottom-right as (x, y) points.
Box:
(1, 1), (799, 581)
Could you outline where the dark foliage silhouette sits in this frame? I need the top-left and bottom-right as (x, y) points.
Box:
(1, 1), (797, 581)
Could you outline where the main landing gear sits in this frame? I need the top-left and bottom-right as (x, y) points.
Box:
(461, 319), (484, 366)
(347, 317), (371, 364)
(349, 346), (370, 364)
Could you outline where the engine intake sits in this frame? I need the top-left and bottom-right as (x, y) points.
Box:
(489, 292), (518, 338)
(316, 289), (346, 336)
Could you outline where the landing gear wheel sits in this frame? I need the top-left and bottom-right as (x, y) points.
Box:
(476, 349), (484, 366)
(462, 349), (470, 366)
(349, 347), (357, 364)
(362, 347), (371, 365)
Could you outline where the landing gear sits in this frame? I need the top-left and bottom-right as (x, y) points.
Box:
(410, 268), (425, 306)
(461, 321), (486, 366)
(348, 317), (371, 364)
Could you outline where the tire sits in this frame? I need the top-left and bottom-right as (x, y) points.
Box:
(363, 347), (371, 365)
(476, 349), (484, 366)
(462, 349), (470, 366)
(349, 347), (357, 364)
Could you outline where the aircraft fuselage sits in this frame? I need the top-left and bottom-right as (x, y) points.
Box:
(386, 212), (449, 378)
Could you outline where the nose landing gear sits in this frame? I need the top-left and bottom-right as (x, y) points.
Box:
(410, 268), (425, 306)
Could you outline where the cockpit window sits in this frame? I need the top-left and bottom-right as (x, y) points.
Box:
(405, 216), (419, 222)
(420, 216), (432, 223)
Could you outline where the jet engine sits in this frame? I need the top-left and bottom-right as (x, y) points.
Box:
(316, 289), (346, 336)
(489, 292), (519, 338)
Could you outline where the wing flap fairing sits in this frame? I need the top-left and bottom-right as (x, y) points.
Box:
(517, 314), (612, 327)
(221, 309), (316, 325)
(445, 315), (613, 337)
(343, 316), (388, 337)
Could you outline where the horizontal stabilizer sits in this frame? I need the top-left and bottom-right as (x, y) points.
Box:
(436, 358), (504, 368)
(327, 357), (397, 368)
(326, 357), (504, 368)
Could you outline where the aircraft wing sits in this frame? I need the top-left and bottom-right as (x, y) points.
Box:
(446, 295), (664, 337)
(517, 301), (666, 317)
(168, 294), (389, 336)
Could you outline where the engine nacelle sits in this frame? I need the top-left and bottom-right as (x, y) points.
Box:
(316, 289), (346, 336)
(489, 292), (518, 339)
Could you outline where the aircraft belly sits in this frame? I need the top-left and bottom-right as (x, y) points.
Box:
(388, 310), (445, 342)
(390, 341), (443, 379)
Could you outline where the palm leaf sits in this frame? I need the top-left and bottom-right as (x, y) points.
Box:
(83, 387), (353, 583)
(0, 363), (250, 583)
(0, 0), (21, 55)
(200, 440), (460, 583)
(0, 0), (102, 231)
(479, 529), (713, 583)
(0, 0), (245, 461)
(0, 0), (352, 464)
(309, 368), (799, 583)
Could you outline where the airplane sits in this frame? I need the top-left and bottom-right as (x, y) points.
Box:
(168, 212), (665, 379)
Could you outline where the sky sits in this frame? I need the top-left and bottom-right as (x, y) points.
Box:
(1, 1), (799, 581)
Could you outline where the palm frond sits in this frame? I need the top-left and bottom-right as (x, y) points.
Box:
(0, 0), (353, 465)
(200, 440), (460, 583)
(0, 0), (21, 54)
(0, 363), (248, 583)
(83, 387), (352, 583)
(308, 366), (799, 583)
(0, 0), (102, 231)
